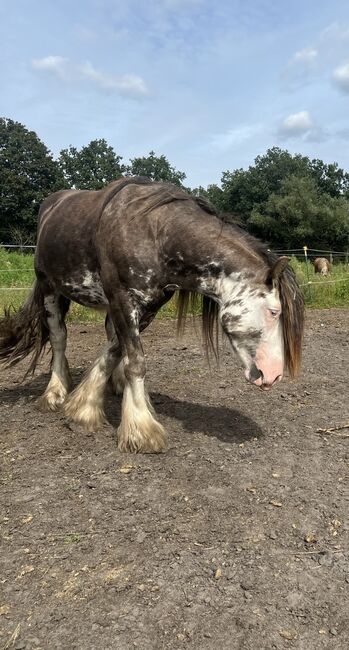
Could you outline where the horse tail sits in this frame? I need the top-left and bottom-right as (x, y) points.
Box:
(0, 281), (49, 376)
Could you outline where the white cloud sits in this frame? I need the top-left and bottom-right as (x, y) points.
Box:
(282, 46), (318, 90)
(31, 56), (149, 98)
(211, 124), (261, 151)
(320, 22), (349, 43)
(333, 61), (349, 92)
(292, 47), (318, 63)
(279, 110), (313, 137)
(32, 56), (68, 79)
(115, 74), (149, 97)
(79, 62), (148, 96)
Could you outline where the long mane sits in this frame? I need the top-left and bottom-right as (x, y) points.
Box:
(277, 264), (304, 377)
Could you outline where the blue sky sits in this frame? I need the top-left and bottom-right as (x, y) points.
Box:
(1, 0), (349, 187)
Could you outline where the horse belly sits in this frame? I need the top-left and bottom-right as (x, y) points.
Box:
(61, 271), (109, 309)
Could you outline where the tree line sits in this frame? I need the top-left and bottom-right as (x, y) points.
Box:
(1, 117), (349, 251)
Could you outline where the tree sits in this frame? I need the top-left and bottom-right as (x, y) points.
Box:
(190, 183), (225, 212)
(220, 147), (311, 219)
(59, 139), (125, 190)
(0, 118), (63, 241)
(309, 159), (349, 198)
(247, 175), (349, 250)
(126, 151), (186, 186)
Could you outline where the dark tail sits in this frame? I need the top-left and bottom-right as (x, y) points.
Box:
(0, 282), (49, 376)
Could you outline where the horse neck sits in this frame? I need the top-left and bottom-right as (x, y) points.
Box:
(165, 218), (267, 304)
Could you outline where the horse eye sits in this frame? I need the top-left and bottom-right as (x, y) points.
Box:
(269, 308), (280, 318)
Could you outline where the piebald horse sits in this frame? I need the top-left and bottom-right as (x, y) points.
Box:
(0, 178), (304, 453)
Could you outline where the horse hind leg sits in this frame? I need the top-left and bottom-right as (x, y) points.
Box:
(36, 294), (71, 412)
(64, 340), (122, 431)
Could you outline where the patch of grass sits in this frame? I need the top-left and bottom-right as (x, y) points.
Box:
(68, 304), (105, 323)
(290, 257), (349, 308)
(64, 532), (82, 544)
(0, 249), (348, 318)
(0, 248), (35, 286)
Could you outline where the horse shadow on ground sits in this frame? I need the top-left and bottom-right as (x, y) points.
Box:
(0, 371), (263, 445)
(102, 387), (263, 445)
(152, 393), (262, 444)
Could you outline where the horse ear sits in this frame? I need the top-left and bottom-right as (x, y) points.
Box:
(267, 256), (289, 285)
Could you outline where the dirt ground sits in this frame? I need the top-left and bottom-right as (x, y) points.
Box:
(1, 309), (348, 650)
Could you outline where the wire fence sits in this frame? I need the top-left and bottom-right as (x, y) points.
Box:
(273, 247), (349, 264)
(0, 244), (348, 294)
(0, 244), (36, 249)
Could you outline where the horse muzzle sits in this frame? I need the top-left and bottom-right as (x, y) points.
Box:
(245, 363), (282, 390)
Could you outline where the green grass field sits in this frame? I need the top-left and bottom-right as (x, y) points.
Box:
(0, 249), (348, 322)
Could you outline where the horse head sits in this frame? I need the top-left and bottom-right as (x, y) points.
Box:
(219, 257), (303, 390)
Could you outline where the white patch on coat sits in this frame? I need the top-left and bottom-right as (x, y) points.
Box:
(196, 270), (242, 302)
(129, 307), (140, 334)
(130, 269), (155, 286)
(82, 271), (95, 287)
(130, 308), (139, 323)
(129, 288), (153, 305)
(62, 271), (108, 307)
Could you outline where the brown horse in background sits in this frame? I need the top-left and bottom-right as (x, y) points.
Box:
(313, 257), (331, 276)
(0, 178), (304, 453)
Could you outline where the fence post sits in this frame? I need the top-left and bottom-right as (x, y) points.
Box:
(303, 245), (312, 303)
(303, 246), (310, 283)
(329, 252), (333, 265)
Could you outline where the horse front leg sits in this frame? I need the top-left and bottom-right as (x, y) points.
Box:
(111, 304), (166, 454)
(117, 346), (166, 453)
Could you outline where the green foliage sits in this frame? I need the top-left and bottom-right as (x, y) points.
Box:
(248, 175), (349, 249)
(0, 118), (63, 240)
(59, 139), (125, 189)
(126, 150), (186, 186)
(190, 183), (225, 212)
(217, 147), (349, 250)
(220, 147), (311, 218)
(309, 159), (349, 197)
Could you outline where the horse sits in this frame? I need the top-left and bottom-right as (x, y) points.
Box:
(313, 257), (331, 276)
(0, 177), (304, 453)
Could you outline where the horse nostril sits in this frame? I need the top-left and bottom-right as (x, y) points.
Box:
(263, 375), (282, 389)
(249, 363), (263, 382)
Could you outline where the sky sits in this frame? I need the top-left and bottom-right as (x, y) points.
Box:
(1, 0), (349, 187)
